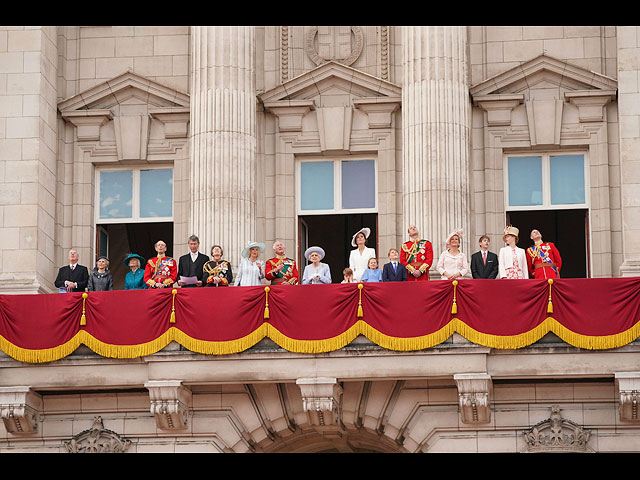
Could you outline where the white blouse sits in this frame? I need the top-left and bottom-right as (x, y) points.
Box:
(234, 257), (265, 286)
(436, 250), (469, 280)
(349, 247), (376, 282)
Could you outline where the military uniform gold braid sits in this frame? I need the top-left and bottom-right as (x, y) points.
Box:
(204, 260), (228, 277)
(269, 256), (297, 283)
(402, 239), (429, 273)
(152, 256), (174, 285)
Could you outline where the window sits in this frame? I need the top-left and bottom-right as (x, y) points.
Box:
(297, 158), (377, 214)
(96, 166), (173, 223)
(504, 153), (587, 210)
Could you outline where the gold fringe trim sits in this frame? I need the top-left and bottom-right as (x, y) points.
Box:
(2, 318), (640, 363)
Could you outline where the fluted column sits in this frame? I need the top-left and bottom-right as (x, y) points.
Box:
(190, 26), (256, 269)
(401, 26), (471, 267)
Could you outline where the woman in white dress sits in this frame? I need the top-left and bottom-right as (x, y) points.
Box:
(234, 241), (266, 286)
(302, 246), (332, 285)
(498, 226), (529, 279)
(348, 227), (376, 282)
(436, 229), (469, 280)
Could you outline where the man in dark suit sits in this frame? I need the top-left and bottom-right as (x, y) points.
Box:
(177, 235), (209, 287)
(54, 249), (90, 292)
(382, 248), (407, 282)
(471, 235), (499, 279)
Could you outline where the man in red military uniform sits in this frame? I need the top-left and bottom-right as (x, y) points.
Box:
(526, 229), (562, 279)
(144, 239), (178, 288)
(400, 225), (434, 282)
(265, 240), (299, 285)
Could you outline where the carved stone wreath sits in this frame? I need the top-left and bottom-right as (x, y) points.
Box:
(64, 416), (131, 453)
(305, 26), (364, 66)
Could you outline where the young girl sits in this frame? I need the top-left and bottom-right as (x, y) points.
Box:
(360, 257), (382, 283)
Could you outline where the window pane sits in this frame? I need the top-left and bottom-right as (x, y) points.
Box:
(140, 169), (173, 218)
(341, 160), (375, 209)
(550, 154), (585, 205)
(99, 170), (133, 219)
(508, 156), (543, 206)
(300, 162), (334, 211)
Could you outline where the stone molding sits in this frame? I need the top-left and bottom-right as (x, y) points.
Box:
(305, 26), (364, 67)
(263, 100), (315, 132)
(453, 373), (491, 424)
(472, 94), (524, 126)
(522, 405), (592, 453)
(145, 380), (192, 430)
(64, 416), (131, 453)
(353, 97), (402, 129)
(565, 90), (617, 123)
(0, 387), (42, 435)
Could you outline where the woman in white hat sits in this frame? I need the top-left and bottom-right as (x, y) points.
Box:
(348, 227), (376, 282)
(498, 226), (529, 279)
(234, 241), (266, 286)
(436, 229), (469, 280)
(302, 246), (332, 285)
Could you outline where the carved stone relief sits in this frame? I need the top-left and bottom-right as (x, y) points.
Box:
(522, 405), (592, 453)
(305, 26), (364, 66)
(64, 416), (131, 453)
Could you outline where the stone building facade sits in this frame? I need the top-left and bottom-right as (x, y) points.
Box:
(1, 26), (640, 453)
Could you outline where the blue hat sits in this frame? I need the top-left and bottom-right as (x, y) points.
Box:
(241, 241), (266, 259)
(123, 253), (145, 267)
(304, 246), (325, 261)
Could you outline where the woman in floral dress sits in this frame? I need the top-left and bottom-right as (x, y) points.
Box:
(498, 226), (529, 279)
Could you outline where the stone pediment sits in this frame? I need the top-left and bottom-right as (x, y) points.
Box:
(470, 54), (618, 98)
(58, 70), (190, 112)
(259, 61), (402, 105)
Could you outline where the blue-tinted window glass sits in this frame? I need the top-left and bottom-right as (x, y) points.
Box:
(341, 160), (375, 209)
(99, 170), (133, 219)
(508, 156), (543, 206)
(300, 162), (334, 211)
(140, 169), (173, 218)
(550, 154), (585, 205)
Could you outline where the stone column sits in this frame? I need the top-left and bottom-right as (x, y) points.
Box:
(617, 26), (640, 277)
(0, 27), (58, 293)
(401, 26), (471, 270)
(189, 26), (256, 270)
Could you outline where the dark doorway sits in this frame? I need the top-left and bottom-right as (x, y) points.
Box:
(298, 214), (378, 283)
(506, 209), (588, 278)
(96, 222), (174, 289)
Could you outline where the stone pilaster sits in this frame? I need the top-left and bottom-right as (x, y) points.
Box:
(401, 26), (471, 267)
(189, 26), (256, 269)
(617, 26), (640, 277)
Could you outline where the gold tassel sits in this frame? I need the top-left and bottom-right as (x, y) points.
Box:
(170, 289), (177, 323)
(357, 283), (364, 318)
(547, 279), (553, 314)
(80, 292), (88, 326)
(264, 286), (270, 319)
(451, 280), (458, 314)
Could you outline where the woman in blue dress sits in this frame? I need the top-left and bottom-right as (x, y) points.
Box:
(301, 246), (332, 285)
(123, 253), (148, 290)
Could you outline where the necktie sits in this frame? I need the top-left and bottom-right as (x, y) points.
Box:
(393, 262), (397, 273)
(483, 252), (486, 265)
(71, 265), (75, 270)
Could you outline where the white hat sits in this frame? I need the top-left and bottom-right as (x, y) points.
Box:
(241, 241), (266, 258)
(351, 227), (371, 247)
(445, 229), (463, 249)
(304, 246), (325, 261)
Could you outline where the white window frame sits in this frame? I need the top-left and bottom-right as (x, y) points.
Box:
(296, 155), (378, 216)
(94, 165), (174, 224)
(503, 151), (590, 211)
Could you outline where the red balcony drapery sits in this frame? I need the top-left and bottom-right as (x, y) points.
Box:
(1, 278), (640, 363)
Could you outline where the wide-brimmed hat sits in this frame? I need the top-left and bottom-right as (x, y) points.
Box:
(304, 246), (325, 261)
(123, 253), (145, 267)
(241, 241), (266, 258)
(351, 227), (371, 247)
(503, 226), (520, 243)
(445, 229), (463, 249)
